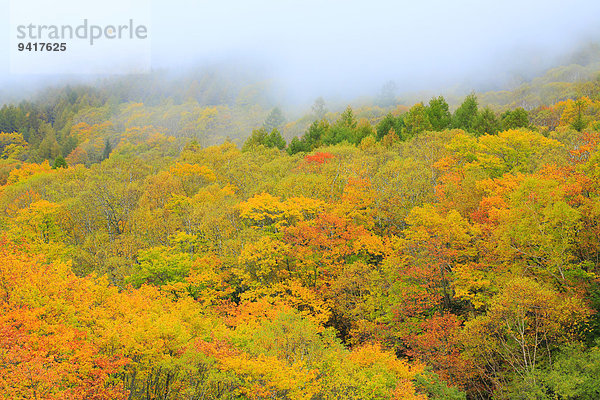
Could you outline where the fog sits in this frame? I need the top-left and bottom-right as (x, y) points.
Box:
(1, 0), (600, 106)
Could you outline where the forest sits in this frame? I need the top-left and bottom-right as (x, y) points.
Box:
(1, 60), (600, 400)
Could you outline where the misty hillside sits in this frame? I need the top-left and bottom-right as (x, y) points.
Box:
(4, 0), (600, 396)
(1, 43), (600, 175)
(2, 42), (600, 399)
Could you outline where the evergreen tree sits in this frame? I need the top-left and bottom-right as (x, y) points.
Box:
(102, 139), (112, 160)
(304, 119), (329, 149)
(475, 107), (501, 136)
(243, 127), (286, 151)
(287, 137), (309, 155)
(376, 113), (404, 140)
(243, 128), (268, 151)
(264, 129), (286, 150)
(263, 107), (286, 132)
(52, 155), (68, 169)
(452, 93), (479, 131)
(288, 119), (330, 154)
(323, 107), (357, 145)
(570, 98), (588, 132)
(426, 96), (452, 131)
(36, 123), (60, 160)
(338, 106), (357, 129)
(501, 107), (529, 130)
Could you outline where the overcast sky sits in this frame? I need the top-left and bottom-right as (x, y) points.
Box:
(1, 0), (600, 102)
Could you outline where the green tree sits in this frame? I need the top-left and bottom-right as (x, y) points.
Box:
(570, 98), (589, 132)
(404, 103), (432, 137)
(36, 122), (60, 160)
(287, 137), (309, 155)
(52, 155), (68, 169)
(243, 127), (286, 151)
(264, 128), (286, 150)
(102, 138), (112, 160)
(323, 107), (357, 145)
(426, 96), (451, 131)
(304, 119), (329, 149)
(475, 107), (501, 136)
(128, 246), (195, 287)
(542, 341), (600, 399)
(338, 106), (357, 129)
(415, 370), (467, 400)
(287, 119), (330, 154)
(376, 113), (404, 140)
(452, 93), (479, 131)
(501, 107), (530, 130)
(264, 107), (286, 132)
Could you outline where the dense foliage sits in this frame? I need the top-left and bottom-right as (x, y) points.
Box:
(2, 67), (600, 399)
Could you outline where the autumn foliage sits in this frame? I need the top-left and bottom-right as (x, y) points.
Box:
(2, 82), (600, 400)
